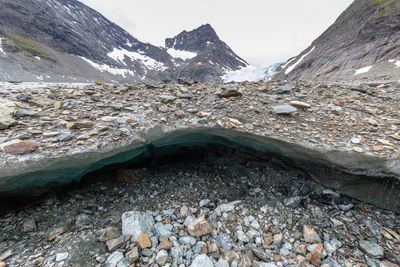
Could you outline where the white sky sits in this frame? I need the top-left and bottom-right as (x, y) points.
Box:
(79, 0), (353, 66)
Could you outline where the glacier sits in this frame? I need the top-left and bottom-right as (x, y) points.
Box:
(1, 128), (399, 212)
(0, 38), (6, 55)
(222, 63), (281, 82)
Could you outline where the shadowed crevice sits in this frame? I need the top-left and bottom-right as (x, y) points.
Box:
(0, 128), (399, 212)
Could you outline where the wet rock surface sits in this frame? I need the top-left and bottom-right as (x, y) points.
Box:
(0, 149), (399, 266)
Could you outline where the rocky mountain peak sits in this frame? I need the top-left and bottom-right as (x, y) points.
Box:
(165, 24), (224, 52)
(164, 24), (247, 82)
(0, 2), (247, 82)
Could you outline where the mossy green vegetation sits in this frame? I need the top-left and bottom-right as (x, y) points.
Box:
(5, 33), (52, 60)
(374, 0), (397, 18)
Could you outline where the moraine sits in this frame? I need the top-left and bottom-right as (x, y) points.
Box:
(0, 80), (399, 212)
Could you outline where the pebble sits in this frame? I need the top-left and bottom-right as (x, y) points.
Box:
(259, 264), (278, 267)
(13, 109), (37, 118)
(58, 134), (73, 142)
(126, 247), (139, 263)
(273, 105), (297, 115)
(199, 199), (211, 207)
(215, 235), (233, 249)
(191, 254), (214, 267)
(303, 225), (322, 243)
(105, 251), (124, 267)
(170, 246), (183, 263)
(154, 222), (172, 240)
(75, 213), (90, 228)
(178, 235), (196, 246)
(358, 239), (384, 259)
(1, 140), (40, 155)
(48, 226), (68, 241)
(236, 230), (249, 243)
(215, 201), (241, 215)
(187, 216), (212, 237)
(99, 226), (120, 242)
(156, 250), (169, 265)
(137, 233), (152, 249)
(22, 217), (37, 232)
(324, 239), (342, 254)
(157, 237), (172, 250)
(106, 236), (124, 251)
(55, 252), (69, 262)
(273, 85), (294, 94)
(290, 100), (311, 109)
(216, 84), (243, 97)
(215, 258), (229, 267)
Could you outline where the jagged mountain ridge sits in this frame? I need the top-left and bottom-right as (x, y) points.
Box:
(164, 24), (247, 82)
(0, 0), (246, 82)
(273, 0), (400, 82)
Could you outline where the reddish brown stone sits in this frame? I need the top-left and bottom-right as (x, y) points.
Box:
(310, 243), (323, 266)
(137, 233), (151, 249)
(200, 244), (208, 255)
(157, 237), (171, 251)
(371, 145), (384, 152)
(187, 217), (212, 237)
(3, 140), (40, 155)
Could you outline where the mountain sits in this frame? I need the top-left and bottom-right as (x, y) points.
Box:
(0, 0), (246, 83)
(164, 24), (247, 82)
(273, 0), (400, 82)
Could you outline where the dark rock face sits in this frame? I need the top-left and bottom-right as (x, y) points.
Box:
(273, 0), (400, 82)
(0, 0), (175, 81)
(0, 1), (245, 82)
(165, 24), (248, 82)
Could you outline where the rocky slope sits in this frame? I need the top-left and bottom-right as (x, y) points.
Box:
(1, 151), (399, 267)
(165, 24), (248, 82)
(1, 80), (400, 212)
(0, 0), (245, 83)
(273, 0), (400, 82)
(0, 80), (399, 267)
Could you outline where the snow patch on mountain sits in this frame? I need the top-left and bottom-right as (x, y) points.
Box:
(107, 48), (166, 70)
(79, 56), (135, 77)
(167, 48), (197, 60)
(0, 38), (6, 55)
(354, 65), (373, 75)
(389, 59), (400, 67)
(223, 63), (280, 82)
(285, 46), (315, 75)
(281, 58), (296, 70)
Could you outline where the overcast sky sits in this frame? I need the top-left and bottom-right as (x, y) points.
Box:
(79, 0), (353, 66)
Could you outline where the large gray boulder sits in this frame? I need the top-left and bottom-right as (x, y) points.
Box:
(121, 211), (155, 241)
(191, 254), (214, 267)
